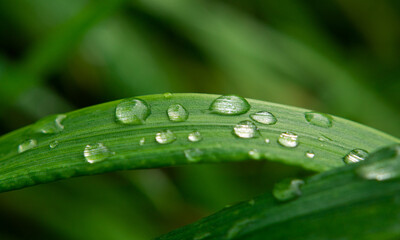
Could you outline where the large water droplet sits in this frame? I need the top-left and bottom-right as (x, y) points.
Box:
(226, 219), (253, 239)
(188, 131), (202, 142)
(84, 143), (113, 164)
(184, 148), (204, 162)
(233, 120), (259, 138)
(18, 139), (38, 153)
(115, 98), (151, 125)
(343, 149), (368, 164)
(278, 132), (299, 148)
(250, 111), (277, 125)
(209, 95), (250, 115)
(167, 104), (189, 122)
(305, 151), (315, 159)
(33, 114), (66, 134)
(49, 140), (59, 149)
(305, 112), (333, 128)
(155, 130), (176, 144)
(356, 145), (400, 181)
(273, 178), (304, 202)
(193, 232), (211, 240)
(248, 149), (262, 160)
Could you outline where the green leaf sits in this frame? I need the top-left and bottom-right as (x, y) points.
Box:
(0, 93), (398, 193)
(157, 144), (400, 240)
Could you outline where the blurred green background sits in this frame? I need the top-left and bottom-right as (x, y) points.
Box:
(0, 0), (399, 239)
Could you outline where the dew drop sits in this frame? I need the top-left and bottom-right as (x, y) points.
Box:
(155, 130), (176, 144)
(250, 111), (277, 125)
(226, 219), (253, 239)
(193, 232), (211, 240)
(343, 149), (368, 164)
(248, 149), (262, 160)
(115, 98), (151, 125)
(184, 148), (204, 162)
(33, 114), (66, 134)
(233, 120), (259, 139)
(163, 92), (173, 99)
(188, 131), (202, 142)
(18, 139), (37, 153)
(84, 143), (113, 164)
(167, 104), (189, 122)
(305, 151), (315, 159)
(209, 95), (250, 115)
(278, 132), (299, 148)
(305, 112), (333, 128)
(264, 138), (270, 144)
(49, 140), (59, 149)
(273, 178), (304, 202)
(139, 137), (145, 146)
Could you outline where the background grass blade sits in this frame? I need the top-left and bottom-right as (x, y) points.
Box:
(0, 93), (398, 193)
(157, 144), (400, 240)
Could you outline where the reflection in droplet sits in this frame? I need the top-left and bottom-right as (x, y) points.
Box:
(233, 120), (259, 139)
(84, 143), (113, 164)
(18, 139), (38, 153)
(209, 95), (250, 115)
(115, 98), (151, 125)
(155, 130), (176, 144)
(343, 149), (368, 164)
(278, 132), (299, 148)
(167, 104), (189, 122)
(250, 111), (277, 125)
(188, 131), (202, 142)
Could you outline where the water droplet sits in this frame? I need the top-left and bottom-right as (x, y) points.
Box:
(356, 145), (400, 181)
(278, 132), (299, 148)
(139, 137), (145, 146)
(163, 92), (173, 99)
(305, 151), (315, 159)
(343, 149), (368, 164)
(250, 111), (277, 125)
(188, 131), (202, 142)
(167, 104), (189, 122)
(264, 138), (270, 144)
(184, 148), (204, 162)
(193, 232), (211, 240)
(233, 120), (259, 138)
(248, 149), (261, 160)
(33, 114), (66, 134)
(304, 112), (333, 128)
(49, 140), (59, 149)
(115, 98), (151, 125)
(226, 219), (253, 239)
(84, 143), (113, 164)
(18, 139), (37, 153)
(155, 130), (176, 144)
(209, 95), (250, 115)
(273, 178), (304, 202)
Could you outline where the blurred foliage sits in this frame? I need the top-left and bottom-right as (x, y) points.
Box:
(0, 0), (399, 239)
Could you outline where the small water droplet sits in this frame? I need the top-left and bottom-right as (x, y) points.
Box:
(49, 140), (59, 149)
(184, 148), (204, 162)
(18, 139), (38, 153)
(305, 151), (315, 159)
(250, 111), (277, 125)
(155, 130), (176, 144)
(304, 112), (333, 128)
(209, 95), (250, 115)
(248, 149), (261, 160)
(226, 219), (253, 239)
(115, 98), (151, 125)
(163, 92), (173, 99)
(84, 143), (113, 164)
(188, 131), (202, 142)
(193, 232), (211, 240)
(33, 114), (66, 134)
(264, 138), (270, 144)
(273, 178), (304, 202)
(139, 137), (145, 146)
(233, 120), (259, 138)
(343, 149), (368, 164)
(167, 104), (189, 122)
(278, 132), (299, 148)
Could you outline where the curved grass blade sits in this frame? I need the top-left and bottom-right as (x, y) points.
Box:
(0, 93), (398, 193)
(158, 144), (400, 240)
